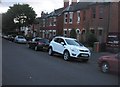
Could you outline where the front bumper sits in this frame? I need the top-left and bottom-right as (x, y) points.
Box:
(70, 52), (90, 59)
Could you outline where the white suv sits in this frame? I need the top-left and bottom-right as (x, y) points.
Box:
(48, 36), (91, 62)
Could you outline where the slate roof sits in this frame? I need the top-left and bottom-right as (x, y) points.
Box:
(63, 2), (94, 12)
(47, 7), (64, 17)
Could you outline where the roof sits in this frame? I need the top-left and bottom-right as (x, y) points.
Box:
(54, 36), (76, 40)
(63, 2), (93, 12)
(47, 8), (64, 17)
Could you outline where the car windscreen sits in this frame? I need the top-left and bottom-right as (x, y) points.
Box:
(65, 39), (82, 46)
(75, 40), (84, 46)
(39, 39), (49, 44)
(18, 36), (24, 39)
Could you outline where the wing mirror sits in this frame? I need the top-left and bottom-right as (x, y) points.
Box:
(61, 42), (65, 45)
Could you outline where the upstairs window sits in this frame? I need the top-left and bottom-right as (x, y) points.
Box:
(77, 11), (80, 23)
(49, 17), (52, 26)
(69, 12), (73, 24)
(43, 19), (45, 27)
(64, 13), (68, 24)
(83, 11), (86, 21)
(92, 7), (96, 19)
(99, 6), (104, 19)
(53, 17), (56, 26)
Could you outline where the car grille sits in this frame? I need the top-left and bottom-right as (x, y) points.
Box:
(80, 50), (88, 52)
(78, 53), (89, 58)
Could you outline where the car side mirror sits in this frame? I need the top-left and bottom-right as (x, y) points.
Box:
(61, 42), (65, 45)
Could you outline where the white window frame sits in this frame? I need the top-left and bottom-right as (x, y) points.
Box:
(53, 30), (56, 36)
(43, 19), (45, 27)
(53, 17), (56, 26)
(77, 11), (80, 23)
(69, 12), (73, 24)
(64, 12), (68, 24)
(49, 17), (52, 26)
(63, 29), (67, 36)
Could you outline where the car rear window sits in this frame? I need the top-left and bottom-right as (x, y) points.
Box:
(39, 39), (49, 44)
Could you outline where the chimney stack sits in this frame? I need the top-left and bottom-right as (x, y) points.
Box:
(64, 0), (69, 8)
(71, 0), (77, 5)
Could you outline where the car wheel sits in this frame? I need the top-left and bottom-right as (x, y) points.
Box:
(35, 46), (38, 51)
(63, 51), (70, 61)
(48, 47), (54, 56)
(101, 62), (110, 73)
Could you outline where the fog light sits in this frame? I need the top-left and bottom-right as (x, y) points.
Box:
(72, 53), (76, 56)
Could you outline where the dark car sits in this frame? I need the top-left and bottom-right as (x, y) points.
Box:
(98, 52), (120, 74)
(28, 37), (49, 51)
(7, 34), (16, 41)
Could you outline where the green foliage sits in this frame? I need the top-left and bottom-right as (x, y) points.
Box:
(2, 3), (37, 34)
(70, 29), (77, 39)
(86, 32), (98, 47)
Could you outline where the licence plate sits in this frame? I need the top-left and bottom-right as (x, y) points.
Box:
(81, 54), (88, 57)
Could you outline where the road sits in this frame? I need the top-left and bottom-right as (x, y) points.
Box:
(2, 38), (119, 85)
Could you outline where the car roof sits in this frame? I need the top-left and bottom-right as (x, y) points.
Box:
(54, 36), (76, 40)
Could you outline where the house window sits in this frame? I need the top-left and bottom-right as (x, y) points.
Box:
(99, 30), (102, 36)
(99, 6), (104, 19)
(64, 29), (67, 36)
(83, 11), (86, 21)
(64, 13), (68, 24)
(49, 17), (52, 26)
(82, 30), (85, 35)
(77, 11), (80, 23)
(91, 29), (95, 34)
(69, 12), (73, 24)
(43, 19), (45, 27)
(92, 7), (96, 19)
(53, 17), (56, 26)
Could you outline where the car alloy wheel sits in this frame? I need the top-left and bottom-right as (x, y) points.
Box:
(64, 51), (70, 61)
(101, 62), (109, 73)
(49, 48), (53, 56)
(35, 46), (38, 51)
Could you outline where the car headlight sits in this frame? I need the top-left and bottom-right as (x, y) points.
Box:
(70, 48), (78, 52)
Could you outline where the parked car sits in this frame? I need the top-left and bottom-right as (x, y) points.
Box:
(48, 36), (91, 62)
(14, 35), (27, 44)
(98, 52), (120, 74)
(7, 35), (15, 41)
(28, 37), (49, 51)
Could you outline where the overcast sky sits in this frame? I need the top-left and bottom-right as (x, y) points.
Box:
(0, 0), (119, 17)
(0, 0), (64, 17)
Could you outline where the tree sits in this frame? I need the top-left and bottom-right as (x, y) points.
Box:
(2, 3), (37, 34)
(86, 32), (98, 47)
(70, 29), (77, 39)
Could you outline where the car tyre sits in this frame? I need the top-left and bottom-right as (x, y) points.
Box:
(49, 47), (54, 56)
(101, 62), (110, 73)
(63, 51), (70, 61)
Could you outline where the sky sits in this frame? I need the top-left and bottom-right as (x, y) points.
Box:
(0, 0), (64, 17)
(0, 0), (119, 17)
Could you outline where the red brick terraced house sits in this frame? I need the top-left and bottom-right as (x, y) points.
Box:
(38, 0), (119, 52)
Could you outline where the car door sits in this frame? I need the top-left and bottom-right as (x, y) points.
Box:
(52, 38), (60, 53)
(110, 54), (119, 72)
(56, 38), (65, 54)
